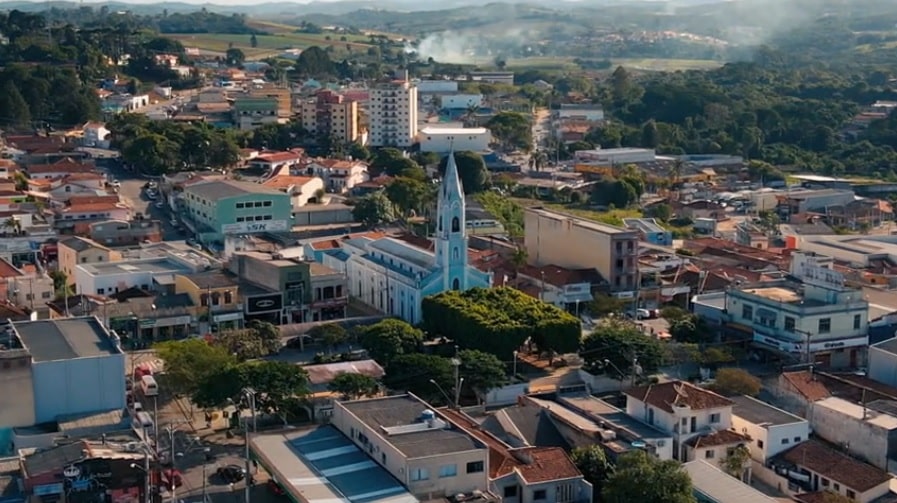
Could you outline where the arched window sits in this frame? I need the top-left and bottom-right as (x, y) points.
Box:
(453, 247), (460, 260)
(451, 216), (460, 232)
(438, 217), (443, 232)
(452, 278), (460, 290)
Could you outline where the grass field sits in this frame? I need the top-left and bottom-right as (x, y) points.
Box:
(504, 56), (724, 72)
(170, 27), (374, 58)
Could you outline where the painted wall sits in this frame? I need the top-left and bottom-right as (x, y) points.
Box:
(32, 354), (125, 423)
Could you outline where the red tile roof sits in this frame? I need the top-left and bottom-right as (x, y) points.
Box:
(255, 150), (305, 163)
(782, 440), (891, 492)
(262, 175), (317, 189)
(28, 158), (95, 175)
(62, 202), (126, 213)
(67, 195), (120, 205)
(780, 372), (831, 402)
(518, 264), (589, 287)
(310, 231), (387, 251)
(0, 258), (22, 279)
(625, 381), (733, 413)
(439, 408), (582, 483)
(685, 430), (750, 448)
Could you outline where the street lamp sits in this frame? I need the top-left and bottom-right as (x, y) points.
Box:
(129, 451), (152, 503)
(512, 350), (518, 379)
(242, 388), (257, 503)
(429, 379), (454, 408)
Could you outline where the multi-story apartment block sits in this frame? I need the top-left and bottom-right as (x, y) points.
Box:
(298, 90), (360, 144)
(524, 207), (639, 295)
(368, 78), (418, 147)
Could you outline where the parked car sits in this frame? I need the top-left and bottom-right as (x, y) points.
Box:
(217, 465), (245, 483)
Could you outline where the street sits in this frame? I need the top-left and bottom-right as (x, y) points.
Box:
(107, 163), (186, 242)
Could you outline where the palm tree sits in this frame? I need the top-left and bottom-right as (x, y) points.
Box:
(462, 104), (479, 127)
(510, 247), (528, 287)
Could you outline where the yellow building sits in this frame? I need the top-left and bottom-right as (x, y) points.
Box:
(298, 90), (360, 144)
(58, 236), (122, 286)
(174, 270), (244, 332)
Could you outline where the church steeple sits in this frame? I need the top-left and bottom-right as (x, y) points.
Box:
(435, 151), (468, 290)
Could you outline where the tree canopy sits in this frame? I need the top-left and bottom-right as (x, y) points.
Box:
(602, 450), (696, 503)
(571, 445), (611, 497)
(458, 349), (507, 399)
(487, 112), (532, 152)
(357, 318), (424, 366)
(438, 151), (489, 194)
(421, 287), (581, 359)
(328, 372), (380, 399)
(581, 318), (664, 377)
(155, 338), (236, 399)
(351, 192), (395, 227)
(383, 353), (455, 405)
(709, 367), (761, 397)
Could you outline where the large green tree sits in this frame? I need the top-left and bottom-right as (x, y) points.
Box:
(385, 176), (431, 218)
(571, 445), (611, 498)
(352, 192), (395, 227)
(328, 372), (380, 399)
(357, 319), (424, 366)
(602, 450), (696, 503)
(458, 349), (507, 400)
(438, 151), (489, 194)
(155, 339), (237, 398)
(383, 353), (454, 405)
(486, 112), (532, 152)
(580, 318), (664, 378)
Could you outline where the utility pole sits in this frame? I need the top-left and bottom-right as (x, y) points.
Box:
(143, 449), (151, 503)
(243, 388), (257, 503)
(451, 346), (461, 408)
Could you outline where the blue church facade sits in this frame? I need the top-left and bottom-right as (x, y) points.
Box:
(335, 152), (492, 324)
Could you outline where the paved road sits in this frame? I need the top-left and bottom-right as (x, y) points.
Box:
(108, 164), (186, 241)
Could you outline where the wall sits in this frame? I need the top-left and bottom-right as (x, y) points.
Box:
(484, 382), (530, 407)
(626, 398), (733, 459)
(292, 205), (354, 227)
(59, 243), (119, 286)
(440, 94), (483, 109)
(731, 414), (809, 462)
(0, 352), (35, 427)
(406, 449), (487, 497)
(32, 354), (125, 423)
(809, 402), (893, 470)
(869, 346), (897, 388)
(492, 474), (591, 503)
(419, 131), (490, 153)
(330, 401), (409, 485)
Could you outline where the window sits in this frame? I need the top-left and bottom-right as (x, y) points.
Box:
(533, 489), (547, 500)
(96, 288), (104, 295)
(819, 318), (831, 334)
(821, 478), (829, 487)
(438, 464), (457, 478)
(854, 314), (861, 329)
(781, 438), (790, 445)
(847, 490), (855, 499)
(757, 440), (764, 448)
(236, 217), (245, 222)
(466, 461), (484, 474)
(81, 257), (87, 263)
(742, 305), (753, 320)
(705, 450), (715, 459)
(236, 203), (245, 209)
(794, 436), (801, 443)
(503, 486), (518, 498)
(710, 413), (721, 424)
(42, 291), (51, 299)
(451, 216), (460, 233)
(784, 317), (795, 332)
(834, 484), (840, 491)
(254, 201), (263, 208)
(263, 201), (272, 207)
(410, 468), (429, 481)
(263, 215), (273, 220)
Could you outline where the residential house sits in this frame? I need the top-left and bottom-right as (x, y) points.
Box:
(26, 158), (97, 180)
(808, 396), (897, 471)
(304, 359), (384, 421)
(623, 218), (673, 246)
(514, 264), (595, 312)
(679, 200), (727, 220)
(683, 460), (776, 503)
(82, 122), (111, 148)
(624, 381), (744, 461)
(87, 219), (163, 247)
(304, 158), (370, 193)
(58, 236), (122, 287)
(734, 221), (769, 250)
(52, 197), (130, 230)
(440, 407), (594, 503)
(729, 395), (809, 464)
(766, 440), (892, 503)
(262, 175), (325, 207)
(248, 150), (306, 174)
(770, 371), (831, 417)
(330, 394), (490, 499)
(227, 251), (311, 324)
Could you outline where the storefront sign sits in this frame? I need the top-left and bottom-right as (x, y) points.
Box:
(222, 220), (289, 235)
(247, 293), (282, 314)
(34, 484), (63, 496)
(63, 466), (81, 478)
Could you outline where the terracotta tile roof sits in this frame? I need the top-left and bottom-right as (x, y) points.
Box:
(780, 372), (831, 402)
(625, 381), (733, 413)
(28, 158), (95, 175)
(439, 409), (582, 483)
(0, 258), (22, 278)
(782, 440), (891, 492)
(255, 150), (305, 163)
(262, 175), (316, 189)
(518, 264), (594, 287)
(685, 430), (750, 448)
(310, 231), (387, 251)
(64, 173), (104, 181)
(62, 202), (126, 213)
(315, 158), (366, 170)
(67, 195), (120, 205)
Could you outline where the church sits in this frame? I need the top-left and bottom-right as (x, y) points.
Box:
(337, 152), (493, 324)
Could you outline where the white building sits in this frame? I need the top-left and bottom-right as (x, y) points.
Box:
(725, 277), (868, 367)
(439, 94), (483, 109)
(573, 148), (656, 165)
(808, 396), (897, 471)
(322, 152), (491, 323)
(683, 460), (776, 503)
(82, 122), (111, 148)
(73, 255), (207, 297)
(418, 127), (491, 153)
(304, 159), (370, 193)
(262, 175), (326, 207)
(869, 338), (897, 388)
(555, 104), (605, 122)
(368, 79), (418, 147)
(729, 395), (809, 463)
(416, 80), (459, 94)
(624, 381), (746, 461)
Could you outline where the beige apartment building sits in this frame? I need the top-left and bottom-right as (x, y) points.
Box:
(368, 77), (418, 147)
(524, 207), (639, 294)
(58, 236), (122, 286)
(298, 90), (360, 143)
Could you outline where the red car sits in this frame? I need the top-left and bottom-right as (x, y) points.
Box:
(267, 480), (285, 496)
(163, 469), (183, 489)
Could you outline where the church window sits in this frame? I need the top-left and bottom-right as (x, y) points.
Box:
(451, 216), (460, 232)
(453, 247), (460, 260)
(452, 278), (460, 290)
(439, 217), (443, 232)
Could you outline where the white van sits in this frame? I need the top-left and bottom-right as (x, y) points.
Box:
(140, 375), (158, 397)
(132, 411), (154, 431)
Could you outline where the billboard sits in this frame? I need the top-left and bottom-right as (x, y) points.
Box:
(246, 293), (283, 314)
(221, 220), (289, 235)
